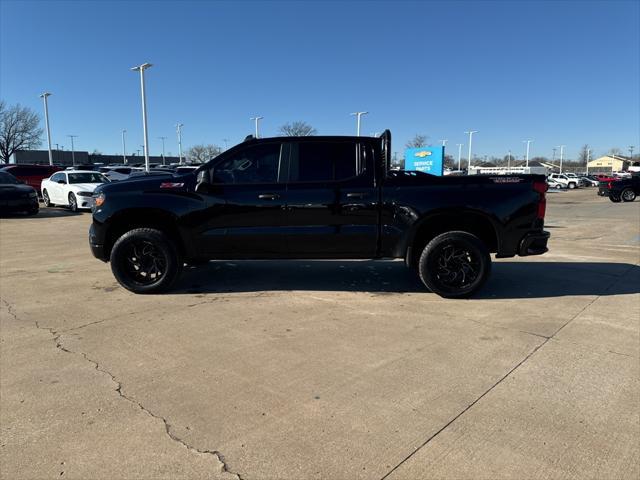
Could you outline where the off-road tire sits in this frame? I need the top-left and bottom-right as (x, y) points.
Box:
(417, 231), (491, 299)
(110, 228), (183, 294)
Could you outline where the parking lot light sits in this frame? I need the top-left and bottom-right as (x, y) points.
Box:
(464, 130), (477, 169)
(557, 145), (565, 174)
(523, 140), (533, 167)
(158, 136), (166, 165)
(67, 135), (77, 166)
(250, 116), (263, 138)
(350, 112), (368, 136)
(39, 92), (53, 166)
(130, 62), (153, 172)
(176, 123), (184, 165)
(456, 143), (463, 170)
(122, 130), (127, 164)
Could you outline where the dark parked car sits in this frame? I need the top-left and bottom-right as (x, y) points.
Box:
(606, 174), (639, 202)
(0, 171), (39, 215)
(89, 131), (550, 298)
(0, 164), (62, 194)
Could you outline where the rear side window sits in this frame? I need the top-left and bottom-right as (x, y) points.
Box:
(289, 141), (358, 183)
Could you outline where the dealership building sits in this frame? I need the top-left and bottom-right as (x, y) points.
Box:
(587, 155), (632, 173)
(7, 149), (181, 166)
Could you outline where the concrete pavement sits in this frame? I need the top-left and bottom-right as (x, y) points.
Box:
(1, 188), (638, 479)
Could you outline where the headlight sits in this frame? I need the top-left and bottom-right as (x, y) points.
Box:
(76, 191), (92, 197)
(94, 192), (105, 207)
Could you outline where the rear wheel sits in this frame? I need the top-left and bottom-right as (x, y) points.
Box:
(621, 188), (636, 202)
(568, 182), (576, 189)
(68, 192), (78, 212)
(417, 231), (491, 298)
(110, 228), (182, 294)
(42, 189), (52, 207)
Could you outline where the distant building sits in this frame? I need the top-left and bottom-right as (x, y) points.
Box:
(6, 149), (183, 166)
(587, 155), (630, 173)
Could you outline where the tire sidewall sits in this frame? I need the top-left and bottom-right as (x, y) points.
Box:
(418, 231), (491, 299)
(43, 190), (51, 207)
(609, 194), (621, 203)
(110, 228), (182, 294)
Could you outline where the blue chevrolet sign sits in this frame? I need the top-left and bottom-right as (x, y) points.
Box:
(404, 146), (444, 176)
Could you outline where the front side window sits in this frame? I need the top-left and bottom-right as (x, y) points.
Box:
(289, 141), (358, 183)
(51, 173), (65, 183)
(212, 143), (281, 184)
(68, 173), (108, 184)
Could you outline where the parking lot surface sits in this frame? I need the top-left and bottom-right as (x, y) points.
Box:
(1, 188), (639, 479)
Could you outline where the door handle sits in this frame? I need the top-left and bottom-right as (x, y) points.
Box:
(258, 193), (280, 200)
(346, 192), (367, 199)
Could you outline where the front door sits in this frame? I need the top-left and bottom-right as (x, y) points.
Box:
(195, 141), (289, 257)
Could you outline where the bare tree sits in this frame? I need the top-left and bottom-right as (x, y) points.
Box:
(186, 144), (222, 163)
(405, 134), (428, 149)
(608, 147), (623, 156)
(0, 101), (43, 163)
(578, 144), (590, 163)
(278, 121), (317, 136)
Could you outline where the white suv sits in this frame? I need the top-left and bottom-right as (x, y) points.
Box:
(548, 173), (579, 189)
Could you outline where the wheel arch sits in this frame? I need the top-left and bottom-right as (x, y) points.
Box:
(405, 209), (499, 269)
(103, 208), (187, 260)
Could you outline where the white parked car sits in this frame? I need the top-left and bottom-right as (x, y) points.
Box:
(548, 173), (579, 189)
(547, 178), (565, 189)
(41, 170), (109, 212)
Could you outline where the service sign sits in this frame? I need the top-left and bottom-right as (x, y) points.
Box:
(404, 146), (444, 176)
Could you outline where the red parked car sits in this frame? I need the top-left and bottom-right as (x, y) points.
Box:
(0, 164), (62, 195)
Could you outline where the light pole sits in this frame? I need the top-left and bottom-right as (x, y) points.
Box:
(585, 148), (591, 174)
(40, 92), (53, 166)
(508, 150), (512, 168)
(176, 123), (184, 164)
(67, 135), (77, 166)
(440, 139), (448, 147)
(629, 145), (635, 160)
(464, 130), (477, 169)
(250, 116), (263, 138)
(130, 62), (152, 172)
(158, 136), (166, 165)
(557, 145), (565, 174)
(350, 112), (368, 136)
(552, 147), (557, 164)
(456, 143), (463, 170)
(523, 139), (533, 167)
(223, 138), (229, 151)
(121, 130), (127, 164)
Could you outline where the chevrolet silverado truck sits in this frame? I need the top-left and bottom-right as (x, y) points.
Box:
(89, 131), (550, 298)
(606, 174), (639, 202)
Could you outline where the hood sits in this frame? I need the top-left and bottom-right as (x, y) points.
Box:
(0, 183), (37, 200)
(68, 183), (101, 192)
(94, 172), (195, 195)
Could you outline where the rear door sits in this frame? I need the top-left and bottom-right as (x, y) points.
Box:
(285, 140), (378, 256)
(195, 141), (289, 256)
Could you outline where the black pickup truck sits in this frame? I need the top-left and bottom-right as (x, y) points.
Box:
(89, 131), (549, 298)
(605, 174), (639, 202)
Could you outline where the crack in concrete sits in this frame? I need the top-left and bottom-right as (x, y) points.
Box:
(2, 298), (244, 480)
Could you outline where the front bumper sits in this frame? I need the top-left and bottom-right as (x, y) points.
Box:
(518, 230), (550, 256)
(89, 222), (108, 262)
(0, 196), (39, 213)
(77, 195), (95, 209)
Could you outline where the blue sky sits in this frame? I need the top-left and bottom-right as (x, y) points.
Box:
(1, 0), (638, 160)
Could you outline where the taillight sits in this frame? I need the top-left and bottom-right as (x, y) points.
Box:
(533, 180), (547, 219)
(608, 181), (613, 189)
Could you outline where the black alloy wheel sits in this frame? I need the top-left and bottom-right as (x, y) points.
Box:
(418, 231), (491, 298)
(110, 228), (182, 294)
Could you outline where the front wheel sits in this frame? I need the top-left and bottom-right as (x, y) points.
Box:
(621, 188), (636, 202)
(42, 189), (52, 207)
(110, 228), (182, 294)
(417, 231), (491, 298)
(68, 192), (78, 212)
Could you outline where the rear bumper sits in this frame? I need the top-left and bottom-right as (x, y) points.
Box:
(518, 230), (550, 256)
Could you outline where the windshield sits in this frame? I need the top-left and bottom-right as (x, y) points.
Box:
(68, 172), (108, 184)
(0, 172), (19, 184)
